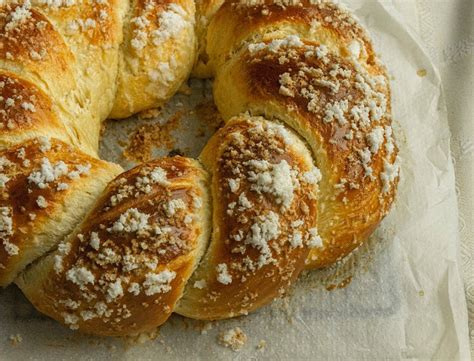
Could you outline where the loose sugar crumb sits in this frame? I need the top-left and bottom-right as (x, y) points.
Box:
(9, 334), (23, 346)
(218, 327), (247, 351)
(417, 69), (427, 77)
(200, 321), (214, 335)
(257, 339), (267, 351)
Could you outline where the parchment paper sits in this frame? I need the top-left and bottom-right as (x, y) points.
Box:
(0, 1), (470, 359)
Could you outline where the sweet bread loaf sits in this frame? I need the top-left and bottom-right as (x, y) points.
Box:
(0, 0), (400, 336)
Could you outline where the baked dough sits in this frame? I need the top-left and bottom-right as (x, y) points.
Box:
(177, 116), (319, 319)
(17, 157), (210, 336)
(0, 0), (400, 336)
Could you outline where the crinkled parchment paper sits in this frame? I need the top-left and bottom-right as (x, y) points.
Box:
(0, 0), (470, 359)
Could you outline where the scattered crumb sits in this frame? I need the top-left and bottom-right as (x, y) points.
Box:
(417, 69), (427, 77)
(325, 275), (353, 291)
(256, 339), (267, 351)
(9, 334), (22, 346)
(218, 327), (247, 352)
(124, 330), (159, 347)
(194, 101), (223, 134)
(123, 112), (181, 162)
(200, 322), (214, 335)
(138, 107), (162, 120)
(178, 82), (192, 95)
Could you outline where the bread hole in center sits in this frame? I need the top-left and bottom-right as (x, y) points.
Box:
(99, 79), (223, 170)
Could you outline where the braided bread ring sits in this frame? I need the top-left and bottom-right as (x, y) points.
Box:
(0, 0), (399, 336)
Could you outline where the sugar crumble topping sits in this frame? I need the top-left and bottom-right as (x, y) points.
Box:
(128, 2), (192, 86)
(44, 161), (204, 329)
(197, 118), (319, 304)
(308, 227), (323, 248)
(28, 157), (91, 189)
(106, 279), (123, 302)
(244, 211), (280, 268)
(143, 269), (176, 295)
(36, 195), (48, 208)
(0, 206), (18, 256)
(4, 1), (32, 32)
(108, 166), (170, 207)
(66, 266), (95, 289)
(216, 263), (232, 285)
(246, 33), (399, 195)
(107, 208), (150, 234)
(193, 279), (206, 289)
(245, 159), (297, 210)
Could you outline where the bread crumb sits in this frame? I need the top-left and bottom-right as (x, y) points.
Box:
(123, 112), (181, 163)
(194, 101), (223, 133)
(200, 321), (213, 335)
(256, 339), (267, 351)
(9, 334), (22, 346)
(218, 327), (247, 351)
(138, 107), (161, 120)
(417, 69), (427, 77)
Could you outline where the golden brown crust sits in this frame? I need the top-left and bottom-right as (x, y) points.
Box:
(0, 138), (122, 286)
(34, 0), (128, 151)
(33, 0), (125, 47)
(16, 157), (210, 336)
(206, 0), (377, 76)
(0, 1), (128, 155)
(191, 0), (225, 77)
(211, 28), (399, 268)
(0, 71), (73, 150)
(0, 5), (74, 79)
(176, 116), (319, 319)
(110, 0), (196, 118)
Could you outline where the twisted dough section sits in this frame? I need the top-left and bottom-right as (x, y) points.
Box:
(209, 0), (399, 268)
(17, 157), (210, 336)
(0, 138), (122, 286)
(176, 117), (320, 320)
(0, 0), (399, 336)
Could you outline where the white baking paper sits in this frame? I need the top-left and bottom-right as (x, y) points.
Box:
(0, 0), (470, 359)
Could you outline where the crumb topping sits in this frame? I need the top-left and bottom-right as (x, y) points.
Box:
(216, 263), (232, 285)
(47, 159), (206, 331)
(245, 34), (399, 202)
(130, 3), (188, 53)
(143, 269), (176, 295)
(214, 119), (319, 276)
(186, 118), (318, 317)
(0, 138), (105, 279)
(0, 207), (18, 256)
